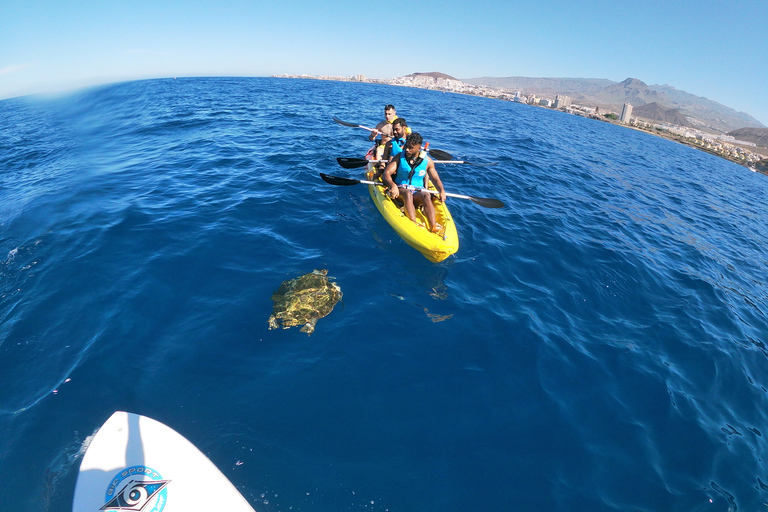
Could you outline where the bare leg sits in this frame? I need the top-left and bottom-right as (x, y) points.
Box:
(372, 147), (386, 180)
(372, 161), (386, 180)
(422, 192), (437, 231)
(399, 187), (417, 222)
(414, 191), (438, 231)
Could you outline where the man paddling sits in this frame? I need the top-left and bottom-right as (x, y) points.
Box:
(384, 118), (408, 159)
(369, 104), (398, 141)
(372, 117), (409, 180)
(382, 132), (447, 233)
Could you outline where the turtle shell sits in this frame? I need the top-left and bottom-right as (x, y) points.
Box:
(268, 269), (342, 334)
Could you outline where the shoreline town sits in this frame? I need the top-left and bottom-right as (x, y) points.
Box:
(275, 73), (768, 175)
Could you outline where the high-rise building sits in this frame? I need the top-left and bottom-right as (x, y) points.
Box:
(620, 103), (633, 123)
(555, 95), (572, 109)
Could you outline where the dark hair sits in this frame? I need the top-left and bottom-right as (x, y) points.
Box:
(385, 104), (395, 112)
(405, 132), (423, 147)
(392, 117), (407, 128)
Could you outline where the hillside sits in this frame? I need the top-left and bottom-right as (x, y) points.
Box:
(633, 102), (692, 127)
(407, 72), (458, 81)
(462, 76), (764, 133)
(463, 76), (615, 97)
(591, 78), (665, 106)
(727, 128), (768, 147)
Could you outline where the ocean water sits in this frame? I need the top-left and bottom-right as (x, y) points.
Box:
(1, 77), (767, 512)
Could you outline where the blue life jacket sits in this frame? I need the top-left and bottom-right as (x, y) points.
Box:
(390, 137), (406, 157)
(395, 152), (428, 187)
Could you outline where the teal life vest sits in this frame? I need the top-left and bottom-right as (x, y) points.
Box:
(395, 151), (428, 187)
(390, 137), (406, 157)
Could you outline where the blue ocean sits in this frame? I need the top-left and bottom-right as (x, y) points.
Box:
(1, 77), (767, 512)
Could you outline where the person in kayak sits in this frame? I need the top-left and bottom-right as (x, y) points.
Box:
(382, 132), (447, 233)
(369, 104), (398, 141)
(386, 118), (409, 158)
(372, 117), (408, 180)
(372, 130), (393, 172)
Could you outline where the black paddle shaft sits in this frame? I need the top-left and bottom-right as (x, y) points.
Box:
(319, 173), (505, 208)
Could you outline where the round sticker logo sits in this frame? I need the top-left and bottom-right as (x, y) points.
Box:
(101, 465), (170, 512)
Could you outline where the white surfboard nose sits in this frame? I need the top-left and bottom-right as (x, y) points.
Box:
(73, 411), (255, 512)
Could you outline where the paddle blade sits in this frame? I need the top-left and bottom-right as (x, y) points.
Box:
(336, 157), (370, 169)
(441, 190), (505, 208)
(470, 196), (505, 208)
(332, 116), (360, 128)
(428, 149), (453, 161)
(320, 173), (362, 186)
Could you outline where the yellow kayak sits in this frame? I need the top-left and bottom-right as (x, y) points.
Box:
(366, 168), (459, 263)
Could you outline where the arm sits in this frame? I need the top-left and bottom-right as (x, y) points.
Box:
(369, 121), (387, 141)
(378, 141), (393, 171)
(382, 159), (400, 199)
(374, 140), (386, 161)
(426, 158), (446, 202)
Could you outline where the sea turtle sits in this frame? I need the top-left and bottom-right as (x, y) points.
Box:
(267, 269), (342, 335)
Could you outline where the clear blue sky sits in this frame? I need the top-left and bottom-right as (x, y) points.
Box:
(2, 0), (766, 126)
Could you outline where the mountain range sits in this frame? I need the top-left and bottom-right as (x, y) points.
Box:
(632, 103), (692, 128)
(727, 128), (768, 147)
(462, 76), (764, 133)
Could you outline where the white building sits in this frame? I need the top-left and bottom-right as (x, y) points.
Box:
(555, 95), (572, 109)
(620, 103), (633, 123)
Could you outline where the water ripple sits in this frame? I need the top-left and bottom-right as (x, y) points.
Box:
(1, 77), (767, 512)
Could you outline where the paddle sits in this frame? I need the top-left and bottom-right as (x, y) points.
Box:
(319, 173), (505, 209)
(336, 157), (498, 169)
(434, 159), (498, 166)
(333, 116), (454, 160)
(428, 149), (453, 161)
(332, 116), (380, 134)
(336, 157), (375, 169)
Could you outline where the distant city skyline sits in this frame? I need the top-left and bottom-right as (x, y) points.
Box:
(289, 73), (766, 167)
(1, 0), (766, 126)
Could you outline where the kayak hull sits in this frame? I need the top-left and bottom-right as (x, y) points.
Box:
(366, 168), (459, 263)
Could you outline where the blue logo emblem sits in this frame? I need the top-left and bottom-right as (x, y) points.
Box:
(101, 465), (170, 512)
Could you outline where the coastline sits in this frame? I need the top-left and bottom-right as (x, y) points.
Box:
(627, 125), (768, 173)
(276, 74), (768, 174)
(592, 116), (768, 173)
